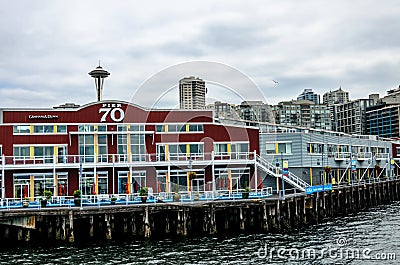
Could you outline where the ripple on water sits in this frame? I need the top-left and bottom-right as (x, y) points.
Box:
(0, 202), (399, 265)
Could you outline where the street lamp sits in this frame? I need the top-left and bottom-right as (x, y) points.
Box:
(280, 152), (285, 198)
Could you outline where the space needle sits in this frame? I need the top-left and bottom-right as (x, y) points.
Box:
(88, 62), (110, 101)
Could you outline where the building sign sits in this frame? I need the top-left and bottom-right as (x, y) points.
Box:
(351, 159), (356, 172)
(283, 160), (289, 176)
(99, 103), (125, 122)
(306, 184), (332, 195)
(28, 114), (59, 120)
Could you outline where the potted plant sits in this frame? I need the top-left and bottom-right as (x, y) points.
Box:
(110, 195), (117, 205)
(242, 181), (250, 199)
(173, 185), (181, 202)
(324, 166), (331, 173)
(139, 187), (148, 203)
(40, 190), (52, 207)
(23, 197), (29, 208)
(73, 189), (82, 207)
(193, 192), (200, 201)
(189, 171), (197, 181)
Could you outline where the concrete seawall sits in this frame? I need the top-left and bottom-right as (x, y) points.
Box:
(0, 179), (399, 244)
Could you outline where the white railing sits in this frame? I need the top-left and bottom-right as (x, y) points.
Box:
(375, 153), (390, 160)
(357, 152), (372, 160)
(256, 155), (310, 191)
(0, 188), (274, 210)
(2, 152), (256, 167)
(334, 152), (352, 160)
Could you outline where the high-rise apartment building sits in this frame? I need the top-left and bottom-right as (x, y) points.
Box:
(273, 100), (331, 130)
(236, 101), (272, 123)
(207, 101), (240, 120)
(297, 89), (320, 104)
(323, 87), (349, 105)
(335, 99), (374, 135)
(179, 76), (206, 109)
(366, 103), (400, 138)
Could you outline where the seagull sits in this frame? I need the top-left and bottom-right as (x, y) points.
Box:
(272, 80), (279, 84)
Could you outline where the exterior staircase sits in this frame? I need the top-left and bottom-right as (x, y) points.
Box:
(256, 154), (310, 192)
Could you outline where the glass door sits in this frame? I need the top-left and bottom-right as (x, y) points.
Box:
(14, 184), (29, 199)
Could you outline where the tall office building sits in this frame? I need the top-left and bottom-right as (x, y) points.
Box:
(323, 87), (349, 105)
(179, 76), (206, 109)
(335, 99), (374, 135)
(236, 101), (272, 123)
(273, 100), (331, 130)
(297, 89), (320, 104)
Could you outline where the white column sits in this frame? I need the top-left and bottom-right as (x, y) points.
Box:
(254, 150), (258, 193)
(212, 151), (216, 196)
(1, 155), (5, 199)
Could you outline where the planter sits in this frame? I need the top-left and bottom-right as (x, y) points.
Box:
(141, 196), (147, 203)
(111, 200), (116, 205)
(193, 194), (199, 201)
(242, 192), (249, 199)
(173, 193), (181, 202)
(74, 198), (81, 207)
(40, 200), (47, 207)
(23, 201), (29, 208)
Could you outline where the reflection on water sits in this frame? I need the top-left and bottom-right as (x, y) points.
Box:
(0, 202), (399, 264)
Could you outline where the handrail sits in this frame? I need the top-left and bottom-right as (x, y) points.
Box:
(256, 155), (310, 191)
(2, 152), (255, 166)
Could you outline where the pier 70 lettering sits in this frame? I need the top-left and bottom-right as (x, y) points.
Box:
(99, 107), (125, 122)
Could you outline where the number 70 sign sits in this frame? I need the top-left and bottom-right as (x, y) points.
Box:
(99, 107), (125, 122)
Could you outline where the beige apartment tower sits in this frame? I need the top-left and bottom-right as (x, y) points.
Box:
(179, 76), (206, 109)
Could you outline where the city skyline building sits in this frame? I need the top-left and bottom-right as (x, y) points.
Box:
(335, 99), (374, 135)
(179, 76), (207, 109)
(236, 101), (272, 124)
(322, 87), (349, 105)
(297, 89), (320, 104)
(273, 100), (331, 130)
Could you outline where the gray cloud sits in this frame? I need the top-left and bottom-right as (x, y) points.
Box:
(0, 0), (399, 109)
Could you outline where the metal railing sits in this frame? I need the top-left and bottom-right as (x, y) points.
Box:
(256, 155), (310, 191)
(1, 152), (256, 167)
(0, 188), (274, 210)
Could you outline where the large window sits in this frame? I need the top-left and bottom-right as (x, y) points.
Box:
(118, 171), (146, 194)
(79, 135), (94, 162)
(158, 143), (204, 161)
(266, 142), (291, 155)
(214, 143), (228, 155)
(80, 172), (108, 195)
(14, 146), (30, 158)
(13, 125), (67, 134)
(307, 143), (324, 154)
(34, 146), (54, 163)
(57, 125), (67, 133)
(13, 125), (31, 134)
(130, 134), (145, 161)
(215, 168), (250, 191)
(97, 135), (108, 162)
(155, 124), (203, 133)
(13, 173), (67, 198)
(33, 125), (54, 133)
(117, 133), (146, 162)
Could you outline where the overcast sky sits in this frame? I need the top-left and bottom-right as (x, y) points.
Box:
(0, 0), (399, 109)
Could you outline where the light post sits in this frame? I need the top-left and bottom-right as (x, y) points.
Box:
(79, 156), (83, 210)
(280, 152), (285, 198)
(188, 155), (193, 194)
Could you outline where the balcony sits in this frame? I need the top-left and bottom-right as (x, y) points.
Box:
(334, 152), (352, 161)
(375, 153), (390, 161)
(357, 152), (372, 161)
(1, 152), (255, 169)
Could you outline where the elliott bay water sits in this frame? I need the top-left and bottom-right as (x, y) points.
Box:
(0, 201), (399, 265)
